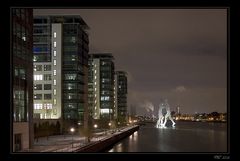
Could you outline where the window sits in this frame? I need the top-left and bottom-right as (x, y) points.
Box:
(53, 70), (56, 76)
(53, 59), (56, 66)
(44, 65), (51, 71)
(44, 84), (51, 90)
(53, 50), (56, 57)
(34, 104), (42, 110)
(94, 70), (97, 74)
(54, 41), (56, 47)
(53, 89), (56, 95)
(34, 94), (42, 100)
(94, 76), (97, 79)
(94, 82), (97, 85)
(44, 94), (52, 100)
(46, 103), (52, 109)
(53, 79), (56, 85)
(100, 96), (110, 101)
(100, 109), (109, 114)
(43, 74), (51, 81)
(54, 32), (56, 38)
(34, 84), (42, 90)
(64, 74), (76, 80)
(34, 65), (42, 71)
(53, 99), (57, 105)
(34, 75), (43, 81)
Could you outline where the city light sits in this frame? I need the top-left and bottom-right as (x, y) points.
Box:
(94, 124), (98, 128)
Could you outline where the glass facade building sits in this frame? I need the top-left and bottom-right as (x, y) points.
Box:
(12, 8), (34, 152)
(33, 15), (89, 129)
(88, 54), (115, 122)
(114, 71), (128, 122)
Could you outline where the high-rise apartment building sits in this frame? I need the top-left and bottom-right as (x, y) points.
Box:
(114, 71), (128, 122)
(33, 15), (89, 128)
(12, 8), (34, 152)
(88, 54), (115, 123)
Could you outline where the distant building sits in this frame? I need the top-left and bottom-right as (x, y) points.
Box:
(114, 71), (128, 122)
(88, 53), (115, 122)
(130, 105), (137, 117)
(12, 8), (34, 152)
(33, 15), (89, 129)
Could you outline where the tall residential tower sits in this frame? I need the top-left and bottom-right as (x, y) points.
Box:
(114, 71), (128, 122)
(88, 53), (115, 126)
(12, 8), (34, 152)
(33, 15), (89, 129)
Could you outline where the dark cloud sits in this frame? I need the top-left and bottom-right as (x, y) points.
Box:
(34, 9), (227, 114)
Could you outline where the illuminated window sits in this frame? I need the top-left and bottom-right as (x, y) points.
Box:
(94, 76), (97, 79)
(54, 99), (57, 105)
(46, 103), (52, 109)
(53, 70), (56, 75)
(54, 41), (56, 47)
(34, 65), (42, 71)
(94, 88), (97, 91)
(94, 70), (97, 74)
(54, 79), (56, 85)
(53, 50), (56, 56)
(34, 94), (42, 100)
(94, 82), (97, 85)
(53, 59), (56, 66)
(54, 32), (57, 38)
(53, 89), (56, 95)
(34, 84), (42, 90)
(34, 75), (43, 80)
(34, 104), (42, 110)
(100, 109), (109, 114)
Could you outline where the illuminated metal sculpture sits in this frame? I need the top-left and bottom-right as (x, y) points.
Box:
(156, 99), (176, 128)
(162, 99), (176, 127)
(156, 103), (165, 128)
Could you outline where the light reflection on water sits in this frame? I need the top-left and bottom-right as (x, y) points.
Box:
(108, 122), (227, 152)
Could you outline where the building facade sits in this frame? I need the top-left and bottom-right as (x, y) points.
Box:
(114, 71), (128, 122)
(33, 15), (89, 129)
(12, 8), (34, 152)
(88, 54), (115, 125)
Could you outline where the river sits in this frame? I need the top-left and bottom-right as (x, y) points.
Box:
(108, 121), (228, 152)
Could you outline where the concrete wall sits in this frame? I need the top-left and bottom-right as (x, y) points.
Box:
(75, 126), (139, 152)
(13, 122), (29, 152)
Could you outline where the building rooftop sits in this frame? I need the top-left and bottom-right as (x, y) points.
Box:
(89, 53), (114, 59)
(34, 15), (89, 30)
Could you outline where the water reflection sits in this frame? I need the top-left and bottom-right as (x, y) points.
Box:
(108, 122), (227, 152)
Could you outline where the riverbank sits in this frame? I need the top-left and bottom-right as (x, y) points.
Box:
(21, 125), (139, 152)
(75, 125), (139, 152)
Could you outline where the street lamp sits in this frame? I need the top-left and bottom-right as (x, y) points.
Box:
(117, 122), (120, 131)
(70, 127), (75, 152)
(93, 124), (98, 141)
(108, 122), (112, 133)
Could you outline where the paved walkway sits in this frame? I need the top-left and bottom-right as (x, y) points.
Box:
(22, 125), (137, 152)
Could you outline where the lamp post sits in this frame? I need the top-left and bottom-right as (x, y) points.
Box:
(117, 122), (120, 131)
(108, 122), (112, 133)
(94, 124), (98, 141)
(70, 127), (75, 152)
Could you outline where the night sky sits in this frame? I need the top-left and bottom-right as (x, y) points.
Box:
(34, 9), (227, 116)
